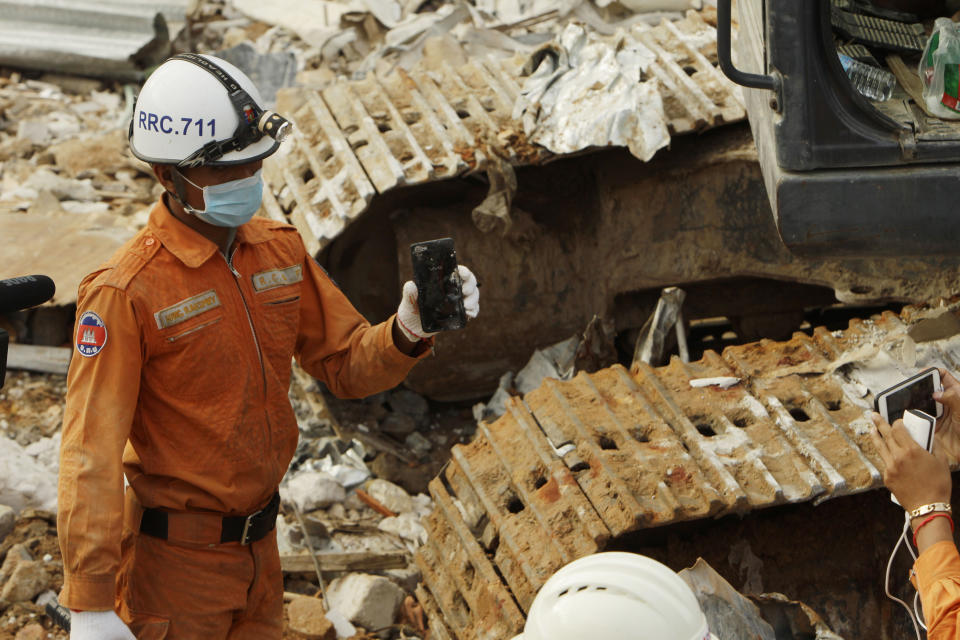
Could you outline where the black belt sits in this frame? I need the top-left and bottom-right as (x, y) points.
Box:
(139, 492), (280, 545)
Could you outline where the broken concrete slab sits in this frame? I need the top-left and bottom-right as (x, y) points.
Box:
(283, 470), (346, 512)
(326, 573), (405, 631)
(49, 129), (129, 178)
(0, 559), (50, 607)
(386, 389), (430, 428)
(363, 478), (414, 515)
(286, 596), (336, 640)
(0, 212), (136, 307)
(0, 437), (57, 513)
(377, 512), (427, 550)
(0, 544), (50, 607)
(21, 169), (99, 201)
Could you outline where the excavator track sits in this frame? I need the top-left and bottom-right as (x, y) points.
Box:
(415, 304), (960, 639)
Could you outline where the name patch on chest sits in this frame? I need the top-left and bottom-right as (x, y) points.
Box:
(154, 290), (221, 329)
(252, 264), (303, 292)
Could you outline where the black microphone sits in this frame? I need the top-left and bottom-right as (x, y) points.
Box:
(0, 275), (56, 313)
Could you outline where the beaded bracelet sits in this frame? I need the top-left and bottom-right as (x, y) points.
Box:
(913, 513), (955, 548)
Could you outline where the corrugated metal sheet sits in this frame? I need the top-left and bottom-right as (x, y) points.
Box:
(415, 307), (960, 639)
(92, 0), (190, 25)
(0, 0), (178, 80)
(263, 9), (745, 255)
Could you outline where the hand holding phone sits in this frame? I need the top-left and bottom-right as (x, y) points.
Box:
(410, 238), (467, 333)
(901, 409), (936, 452)
(874, 367), (943, 425)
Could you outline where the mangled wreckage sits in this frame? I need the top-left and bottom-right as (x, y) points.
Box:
(7, 2), (960, 399)
(415, 303), (960, 639)
(256, 4), (960, 401)
(4, 1), (960, 638)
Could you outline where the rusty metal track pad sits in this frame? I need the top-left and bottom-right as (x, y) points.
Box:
(415, 308), (960, 638)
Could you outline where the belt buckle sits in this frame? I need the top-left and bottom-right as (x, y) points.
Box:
(240, 507), (263, 545)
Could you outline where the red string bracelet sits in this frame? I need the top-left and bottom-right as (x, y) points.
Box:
(913, 513), (955, 548)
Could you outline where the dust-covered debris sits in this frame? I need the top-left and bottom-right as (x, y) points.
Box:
(0, 511), (65, 640)
(473, 315), (618, 422)
(1, 0), (739, 347)
(0, 361), (475, 639)
(0, 73), (146, 306)
(279, 375), (461, 638)
(419, 303), (960, 638)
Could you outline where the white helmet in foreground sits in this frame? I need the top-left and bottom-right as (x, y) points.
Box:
(512, 552), (716, 640)
(129, 53), (291, 168)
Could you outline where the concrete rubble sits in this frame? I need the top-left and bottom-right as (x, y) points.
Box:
(286, 595), (337, 640)
(0, 362), (466, 639)
(1, 0), (740, 299)
(0, 510), (62, 639)
(259, 3), (741, 255)
(0, 74), (146, 307)
(0, 1), (942, 639)
(0, 0), (747, 398)
(327, 573), (406, 631)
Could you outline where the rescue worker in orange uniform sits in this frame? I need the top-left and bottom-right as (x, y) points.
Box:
(872, 368), (960, 639)
(56, 54), (480, 640)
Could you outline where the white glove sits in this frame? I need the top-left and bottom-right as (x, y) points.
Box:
(70, 610), (136, 640)
(397, 265), (480, 342)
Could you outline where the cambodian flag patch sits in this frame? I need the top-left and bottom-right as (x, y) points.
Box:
(76, 311), (107, 357)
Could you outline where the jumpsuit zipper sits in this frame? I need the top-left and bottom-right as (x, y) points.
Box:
(225, 248), (275, 466)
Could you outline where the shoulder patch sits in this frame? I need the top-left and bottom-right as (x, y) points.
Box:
(75, 311), (108, 357)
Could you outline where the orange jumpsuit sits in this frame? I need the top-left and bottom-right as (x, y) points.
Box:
(57, 198), (429, 638)
(911, 540), (960, 638)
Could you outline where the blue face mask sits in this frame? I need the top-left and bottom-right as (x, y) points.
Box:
(176, 169), (264, 228)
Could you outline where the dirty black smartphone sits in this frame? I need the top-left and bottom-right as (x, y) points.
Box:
(410, 238), (466, 333)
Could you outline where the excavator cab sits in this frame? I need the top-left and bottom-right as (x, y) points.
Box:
(720, 0), (960, 257)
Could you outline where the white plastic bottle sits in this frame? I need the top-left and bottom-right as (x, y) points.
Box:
(838, 54), (896, 102)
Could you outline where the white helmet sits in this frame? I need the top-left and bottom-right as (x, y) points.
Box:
(512, 552), (716, 640)
(129, 53), (290, 167)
